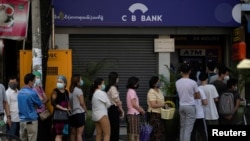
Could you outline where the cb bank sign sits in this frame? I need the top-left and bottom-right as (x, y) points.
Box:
(122, 3), (162, 22)
(53, 0), (240, 27)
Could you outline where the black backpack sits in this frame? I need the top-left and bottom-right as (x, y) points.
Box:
(218, 92), (234, 116)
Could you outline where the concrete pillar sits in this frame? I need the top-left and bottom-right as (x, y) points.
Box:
(31, 0), (43, 76)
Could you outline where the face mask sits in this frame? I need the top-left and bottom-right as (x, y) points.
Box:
(9, 83), (18, 90)
(35, 78), (41, 86)
(101, 84), (106, 90)
(214, 69), (217, 74)
(57, 83), (65, 89)
(224, 75), (230, 81)
(134, 84), (139, 89)
(234, 86), (238, 91)
(156, 82), (161, 88)
(116, 78), (119, 83)
(80, 80), (84, 86)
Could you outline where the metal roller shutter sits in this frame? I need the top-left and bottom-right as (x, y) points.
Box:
(69, 34), (158, 112)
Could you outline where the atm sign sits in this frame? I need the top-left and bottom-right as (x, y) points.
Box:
(180, 49), (205, 56)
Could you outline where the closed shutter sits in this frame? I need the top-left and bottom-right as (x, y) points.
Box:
(69, 34), (158, 111)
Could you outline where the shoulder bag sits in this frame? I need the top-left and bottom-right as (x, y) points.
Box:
(39, 109), (51, 120)
(52, 91), (70, 121)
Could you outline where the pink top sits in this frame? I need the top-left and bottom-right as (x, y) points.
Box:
(33, 86), (46, 113)
(126, 88), (140, 115)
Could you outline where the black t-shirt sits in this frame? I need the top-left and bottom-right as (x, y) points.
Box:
(213, 80), (227, 96)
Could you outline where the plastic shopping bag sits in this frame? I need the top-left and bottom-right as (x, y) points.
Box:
(139, 117), (153, 141)
(63, 124), (69, 135)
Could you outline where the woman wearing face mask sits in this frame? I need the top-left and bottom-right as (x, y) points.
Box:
(146, 76), (166, 141)
(68, 74), (88, 141)
(105, 72), (124, 141)
(126, 76), (145, 141)
(32, 71), (50, 141)
(90, 77), (111, 141)
(51, 75), (70, 141)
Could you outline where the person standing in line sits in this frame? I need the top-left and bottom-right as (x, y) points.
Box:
(189, 76), (208, 141)
(175, 64), (200, 141)
(126, 76), (145, 141)
(199, 72), (219, 125)
(5, 75), (19, 137)
(18, 73), (43, 141)
(206, 61), (217, 83)
(212, 66), (230, 111)
(209, 63), (228, 84)
(219, 78), (240, 125)
(105, 72), (124, 141)
(32, 71), (51, 141)
(68, 74), (88, 141)
(212, 66), (230, 96)
(0, 83), (11, 134)
(90, 77), (111, 141)
(146, 76), (165, 141)
(51, 75), (70, 141)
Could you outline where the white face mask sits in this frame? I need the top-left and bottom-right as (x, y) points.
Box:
(57, 83), (65, 89)
(224, 75), (230, 81)
(214, 69), (217, 74)
(35, 78), (41, 86)
(234, 86), (238, 91)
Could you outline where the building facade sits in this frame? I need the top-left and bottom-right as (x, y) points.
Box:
(52, 0), (241, 109)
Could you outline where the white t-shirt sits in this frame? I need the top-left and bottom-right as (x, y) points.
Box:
(91, 89), (111, 121)
(199, 84), (219, 120)
(176, 78), (199, 106)
(195, 88), (206, 119)
(5, 87), (19, 122)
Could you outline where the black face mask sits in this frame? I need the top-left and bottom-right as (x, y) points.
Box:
(9, 83), (18, 90)
(134, 84), (139, 89)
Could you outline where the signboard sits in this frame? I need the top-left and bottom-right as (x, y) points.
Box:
(53, 0), (240, 27)
(232, 42), (246, 61)
(180, 49), (206, 56)
(233, 26), (245, 43)
(0, 0), (29, 40)
(154, 38), (175, 52)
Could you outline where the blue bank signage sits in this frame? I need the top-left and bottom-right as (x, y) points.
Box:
(53, 0), (240, 27)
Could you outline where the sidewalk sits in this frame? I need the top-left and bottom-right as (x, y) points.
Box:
(85, 126), (127, 141)
(85, 126), (179, 141)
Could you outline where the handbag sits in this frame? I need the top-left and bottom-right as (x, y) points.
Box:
(52, 90), (70, 121)
(53, 109), (69, 121)
(39, 109), (51, 120)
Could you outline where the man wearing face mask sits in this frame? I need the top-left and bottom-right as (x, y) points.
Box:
(212, 66), (230, 97)
(212, 66), (230, 111)
(5, 75), (19, 138)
